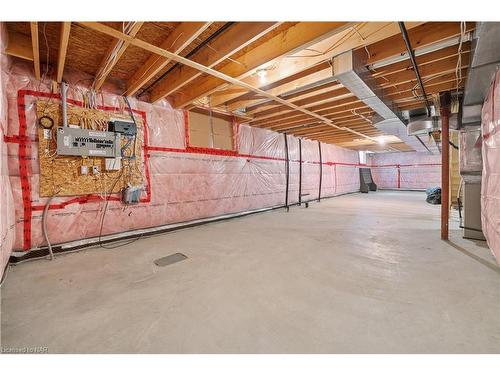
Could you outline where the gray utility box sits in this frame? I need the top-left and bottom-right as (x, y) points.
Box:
(57, 127), (121, 158)
(463, 178), (486, 240)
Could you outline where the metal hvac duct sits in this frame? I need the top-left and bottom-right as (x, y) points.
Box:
(407, 117), (441, 136)
(332, 49), (435, 153)
(462, 22), (500, 127)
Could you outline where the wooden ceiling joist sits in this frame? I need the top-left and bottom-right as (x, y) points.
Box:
(93, 22), (144, 90)
(223, 63), (333, 111)
(78, 22), (384, 143)
(5, 30), (34, 61)
(56, 22), (71, 83)
(148, 22), (281, 103)
(29, 22), (40, 80)
(207, 22), (426, 110)
(365, 22), (475, 66)
(167, 22), (354, 108)
(3, 20), (472, 149)
(125, 22), (213, 96)
(370, 42), (471, 79)
(251, 55), (469, 128)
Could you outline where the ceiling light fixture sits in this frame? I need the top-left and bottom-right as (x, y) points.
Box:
(256, 68), (267, 83)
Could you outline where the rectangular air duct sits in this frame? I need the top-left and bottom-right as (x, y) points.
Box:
(332, 49), (436, 153)
(462, 22), (500, 127)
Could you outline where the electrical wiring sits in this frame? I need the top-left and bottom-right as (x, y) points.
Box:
(37, 22), (56, 120)
(97, 96), (143, 250)
(93, 22), (137, 89)
(42, 193), (60, 260)
(455, 21), (466, 94)
(97, 166), (143, 250)
(0, 261), (9, 288)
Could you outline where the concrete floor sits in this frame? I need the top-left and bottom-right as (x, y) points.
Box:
(1, 191), (499, 353)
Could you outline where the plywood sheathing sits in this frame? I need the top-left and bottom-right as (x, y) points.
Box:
(136, 22), (229, 95)
(36, 100), (144, 197)
(106, 22), (180, 82)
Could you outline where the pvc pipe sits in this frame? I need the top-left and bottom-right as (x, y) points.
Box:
(61, 82), (68, 127)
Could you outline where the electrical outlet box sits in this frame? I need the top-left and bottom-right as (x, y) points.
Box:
(57, 127), (121, 158)
(80, 165), (88, 175)
(122, 185), (142, 204)
(105, 157), (122, 171)
(109, 119), (137, 136)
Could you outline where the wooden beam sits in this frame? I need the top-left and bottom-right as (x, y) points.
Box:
(78, 22), (381, 143)
(371, 42), (471, 79)
(230, 26), (469, 115)
(93, 22), (144, 90)
(366, 22), (475, 65)
(173, 22), (353, 108)
(30, 22), (40, 80)
(206, 22), (425, 109)
(56, 22), (71, 83)
(125, 22), (213, 96)
(251, 59), (468, 126)
(275, 112), (374, 133)
(5, 31), (33, 60)
(226, 65), (334, 111)
(149, 22), (282, 103)
(248, 85), (351, 117)
(251, 96), (362, 124)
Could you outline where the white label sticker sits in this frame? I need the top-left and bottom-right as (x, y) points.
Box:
(89, 149), (106, 155)
(63, 136), (69, 146)
(43, 129), (51, 139)
(88, 131), (106, 137)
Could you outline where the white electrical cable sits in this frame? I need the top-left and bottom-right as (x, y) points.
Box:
(455, 21), (466, 94)
(42, 195), (57, 260)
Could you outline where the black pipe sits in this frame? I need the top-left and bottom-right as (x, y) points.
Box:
(137, 22), (237, 97)
(284, 133), (290, 211)
(415, 134), (432, 154)
(398, 22), (432, 116)
(318, 141), (322, 202)
(298, 138), (302, 206)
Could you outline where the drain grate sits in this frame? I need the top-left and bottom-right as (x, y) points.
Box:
(154, 253), (188, 267)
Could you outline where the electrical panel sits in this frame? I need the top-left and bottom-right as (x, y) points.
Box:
(56, 127), (121, 158)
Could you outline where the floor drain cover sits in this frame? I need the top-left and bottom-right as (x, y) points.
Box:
(154, 253), (187, 267)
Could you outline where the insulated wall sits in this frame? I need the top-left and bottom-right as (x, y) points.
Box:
(0, 23), (16, 278)
(481, 69), (500, 264)
(368, 151), (441, 190)
(2, 61), (361, 259)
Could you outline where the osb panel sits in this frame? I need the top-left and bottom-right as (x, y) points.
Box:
(36, 101), (144, 197)
(65, 23), (118, 77)
(138, 22), (228, 96)
(108, 22), (179, 82)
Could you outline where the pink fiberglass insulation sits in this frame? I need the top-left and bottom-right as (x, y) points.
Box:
(481, 69), (500, 264)
(2, 60), (361, 255)
(0, 23), (16, 278)
(368, 151), (441, 190)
